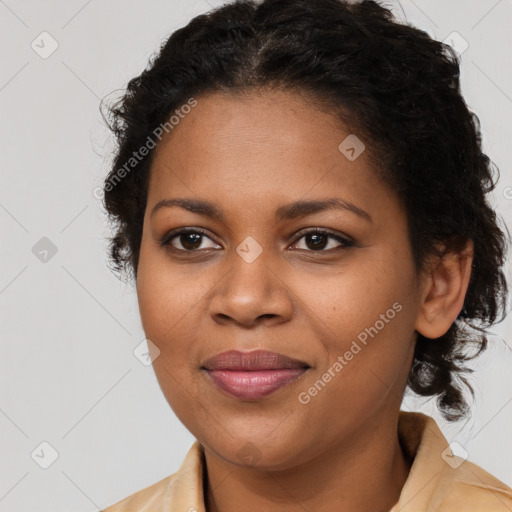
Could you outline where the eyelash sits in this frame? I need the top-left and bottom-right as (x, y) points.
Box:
(160, 227), (354, 254)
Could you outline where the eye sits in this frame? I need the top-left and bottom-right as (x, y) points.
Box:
(289, 229), (353, 252)
(160, 228), (221, 251)
(160, 227), (353, 254)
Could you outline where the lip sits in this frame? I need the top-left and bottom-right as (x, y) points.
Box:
(202, 349), (309, 371)
(201, 350), (310, 400)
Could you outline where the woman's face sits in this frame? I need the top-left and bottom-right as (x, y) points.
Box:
(136, 89), (425, 469)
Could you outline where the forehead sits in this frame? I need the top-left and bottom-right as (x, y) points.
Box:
(153, 91), (367, 179)
(146, 89), (401, 227)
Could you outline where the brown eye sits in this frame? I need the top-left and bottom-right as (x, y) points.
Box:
(161, 229), (221, 251)
(290, 229), (353, 252)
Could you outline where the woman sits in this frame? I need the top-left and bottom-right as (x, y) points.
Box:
(100, 0), (512, 510)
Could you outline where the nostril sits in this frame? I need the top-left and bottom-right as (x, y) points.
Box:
(258, 313), (277, 320)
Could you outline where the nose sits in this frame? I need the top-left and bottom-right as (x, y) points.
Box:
(208, 247), (294, 328)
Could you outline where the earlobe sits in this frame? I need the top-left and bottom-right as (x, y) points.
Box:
(415, 240), (474, 339)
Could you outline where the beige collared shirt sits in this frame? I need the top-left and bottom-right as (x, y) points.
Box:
(102, 411), (512, 511)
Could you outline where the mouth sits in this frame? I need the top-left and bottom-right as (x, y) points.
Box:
(201, 350), (310, 400)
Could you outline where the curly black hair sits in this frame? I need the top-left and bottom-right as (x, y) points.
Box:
(100, 0), (510, 421)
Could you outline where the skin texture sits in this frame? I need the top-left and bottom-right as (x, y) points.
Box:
(136, 89), (473, 512)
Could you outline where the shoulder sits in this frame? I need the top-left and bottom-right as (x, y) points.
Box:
(394, 411), (512, 512)
(435, 456), (512, 511)
(100, 440), (205, 512)
(101, 473), (177, 511)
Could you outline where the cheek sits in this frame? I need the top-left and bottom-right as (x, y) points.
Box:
(136, 243), (205, 346)
(135, 249), (220, 411)
(136, 249), (186, 370)
(136, 263), (202, 427)
(293, 259), (415, 406)
(289, 254), (404, 343)
(295, 308), (415, 447)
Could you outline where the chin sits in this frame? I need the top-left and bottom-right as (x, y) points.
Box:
(203, 432), (309, 471)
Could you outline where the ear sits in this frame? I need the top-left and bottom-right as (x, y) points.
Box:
(415, 239), (474, 339)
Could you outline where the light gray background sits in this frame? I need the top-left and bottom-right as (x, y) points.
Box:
(1, 1), (511, 510)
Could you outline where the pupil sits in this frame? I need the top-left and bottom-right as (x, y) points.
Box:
(182, 233), (201, 250)
(306, 233), (327, 250)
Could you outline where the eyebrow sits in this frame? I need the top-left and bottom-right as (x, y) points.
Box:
(150, 197), (372, 223)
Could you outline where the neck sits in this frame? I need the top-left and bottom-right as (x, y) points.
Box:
(203, 412), (413, 512)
